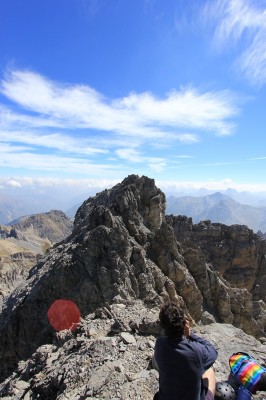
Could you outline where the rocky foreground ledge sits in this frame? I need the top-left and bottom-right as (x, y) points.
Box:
(1, 302), (266, 400)
(0, 175), (266, 399)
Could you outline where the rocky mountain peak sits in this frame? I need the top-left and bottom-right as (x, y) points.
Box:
(0, 175), (176, 380)
(73, 175), (166, 238)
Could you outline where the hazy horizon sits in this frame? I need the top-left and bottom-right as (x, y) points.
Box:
(2, 175), (266, 216)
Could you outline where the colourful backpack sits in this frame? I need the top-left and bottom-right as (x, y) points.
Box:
(229, 352), (266, 393)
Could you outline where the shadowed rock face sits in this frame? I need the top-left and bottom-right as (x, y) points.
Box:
(168, 215), (266, 336)
(0, 175), (265, 384)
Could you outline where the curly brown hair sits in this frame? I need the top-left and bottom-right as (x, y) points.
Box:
(159, 301), (186, 339)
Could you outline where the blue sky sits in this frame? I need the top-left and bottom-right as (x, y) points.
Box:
(1, 0), (266, 196)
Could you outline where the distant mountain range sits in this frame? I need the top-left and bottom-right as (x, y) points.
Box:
(0, 185), (101, 225)
(2, 187), (266, 233)
(0, 209), (73, 257)
(0, 210), (73, 302)
(66, 192), (266, 233)
(0, 191), (60, 225)
(10, 209), (73, 244)
(166, 192), (266, 233)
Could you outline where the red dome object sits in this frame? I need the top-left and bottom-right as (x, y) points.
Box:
(47, 299), (80, 331)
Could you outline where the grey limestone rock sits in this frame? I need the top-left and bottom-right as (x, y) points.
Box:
(169, 215), (266, 337)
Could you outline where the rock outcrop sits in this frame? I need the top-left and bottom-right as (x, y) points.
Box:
(0, 175), (266, 397)
(168, 215), (266, 336)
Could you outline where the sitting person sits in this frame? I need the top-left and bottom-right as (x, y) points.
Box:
(154, 301), (218, 400)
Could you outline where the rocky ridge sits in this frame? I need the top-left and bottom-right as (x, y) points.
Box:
(168, 215), (266, 336)
(0, 175), (266, 399)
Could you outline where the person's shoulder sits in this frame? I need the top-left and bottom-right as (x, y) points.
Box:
(156, 336), (168, 346)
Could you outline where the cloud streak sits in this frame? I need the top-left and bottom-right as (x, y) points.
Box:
(116, 148), (167, 172)
(202, 0), (266, 86)
(1, 69), (239, 137)
(0, 130), (107, 155)
(0, 68), (240, 175)
(0, 149), (125, 176)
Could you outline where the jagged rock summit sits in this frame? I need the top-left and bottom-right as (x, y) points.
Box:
(0, 175), (266, 396)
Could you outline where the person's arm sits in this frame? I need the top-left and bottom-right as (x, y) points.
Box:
(186, 327), (218, 370)
(184, 320), (217, 368)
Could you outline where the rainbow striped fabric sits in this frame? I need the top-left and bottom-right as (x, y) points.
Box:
(229, 352), (265, 393)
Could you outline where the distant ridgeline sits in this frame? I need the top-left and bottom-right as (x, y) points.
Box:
(0, 210), (73, 302)
(166, 193), (266, 234)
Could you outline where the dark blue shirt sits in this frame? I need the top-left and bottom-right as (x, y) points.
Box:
(155, 332), (218, 400)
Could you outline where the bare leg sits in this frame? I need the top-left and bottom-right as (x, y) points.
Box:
(202, 367), (216, 396)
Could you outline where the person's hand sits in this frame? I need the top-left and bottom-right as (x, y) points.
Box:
(184, 320), (190, 338)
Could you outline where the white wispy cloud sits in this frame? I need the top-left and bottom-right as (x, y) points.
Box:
(0, 176), (119, 189)
(0, 149), (125, 176)
(116, 148), (164, 163)
(202, 0), (266, 86)
(116, 148), (167, 172)
(0, 68), (240, 175)
(5, 179), (22, 188)
(0, 130), (107, 155)
(1, 69), (239, 138)
(0, 142), (34, 153)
